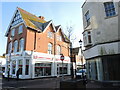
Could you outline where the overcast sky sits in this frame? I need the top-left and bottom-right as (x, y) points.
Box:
(0, 0), (85, 56)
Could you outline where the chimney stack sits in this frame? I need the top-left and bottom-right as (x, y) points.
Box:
(39, 16), (45, 20)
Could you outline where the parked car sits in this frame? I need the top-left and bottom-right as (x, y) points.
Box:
(76, 69), (86, 79)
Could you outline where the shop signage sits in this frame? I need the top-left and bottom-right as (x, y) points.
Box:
(33, 55), (52, 61)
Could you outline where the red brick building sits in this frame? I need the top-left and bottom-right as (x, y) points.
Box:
(5, 7), (70, 79)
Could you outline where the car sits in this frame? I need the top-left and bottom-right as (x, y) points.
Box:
(76, 69), (86, 79)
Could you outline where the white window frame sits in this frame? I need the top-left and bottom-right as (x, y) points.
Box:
(8, 42), (12, 54)
(19, 38), (24, 52)
(48, 43), (53, 54)
(11, 29), (15, 37)
(18, 25), (23, 34)
(47, 31), (53, 38)
(57, 45), (61, 55)
(83, 31), (92, 46)
(85, 11), (90, 26)
(13, 40), (18, 53)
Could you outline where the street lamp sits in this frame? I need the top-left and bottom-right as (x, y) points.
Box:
(79, 39), (84, 79)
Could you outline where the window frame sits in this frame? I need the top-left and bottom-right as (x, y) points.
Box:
(8, 42), (12, 54)
(48, 43), (53, 54)
(19, 38), (24, 52)
(18, 25), (23, 34)
(85, 11), (90, 26)
(11, 29), (15, 37)
(57, 45), (61, 55)
(13, 40), (18, 53)
(104, 2), (116, 17)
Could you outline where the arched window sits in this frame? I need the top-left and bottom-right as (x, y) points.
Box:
(13, 40), (18, 53)
(8, 42), (12, 54)
(48, 43), (52, 54)
(57, 45), (61, 55)
(19, 38), (24, 52)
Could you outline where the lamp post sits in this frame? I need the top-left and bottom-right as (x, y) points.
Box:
(60, 54), (64, 81)
(79, 39), (84, 79)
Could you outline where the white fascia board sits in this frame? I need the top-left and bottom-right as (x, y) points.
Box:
(18, 8), (27, 28)
(5, 8), (27, 37)
(43, 20), (56, 33)
(5, 8), (18, 37)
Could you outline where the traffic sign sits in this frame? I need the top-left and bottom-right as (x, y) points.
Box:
(60, 54), (64, 61)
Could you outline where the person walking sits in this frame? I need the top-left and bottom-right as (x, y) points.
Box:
(16, 69), (20, 81)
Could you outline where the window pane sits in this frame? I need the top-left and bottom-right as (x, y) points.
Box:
(104, 2), (116, 17)
(18, 25), (23, 34)
(13, 40), (18, 53)
(11, 29), (15, 37)
(12, 61), (16, 74)
(48, 43), (52, 54)
(19, 38), (24, 52)
(8, 42), (12, 53)
(18, 60), (22, 75)
(25, 59), (29, 75)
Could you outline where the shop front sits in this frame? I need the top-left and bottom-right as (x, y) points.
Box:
(5, 51), (71, 79)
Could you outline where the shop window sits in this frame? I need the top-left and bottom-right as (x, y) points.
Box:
(25, 59), (29, 75)
(57, 63), (68, 75)
(13, 40), (18, 53)
(104, 2), (116, 17)
(12, 60), (16, 74)
(19, 38), (24, 52)
(35, 63), (51, 77)
(48, 43), (53, 54)
(18, 60), (22, 75)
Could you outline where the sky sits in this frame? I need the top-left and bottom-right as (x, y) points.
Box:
(0, 0), (85, 56)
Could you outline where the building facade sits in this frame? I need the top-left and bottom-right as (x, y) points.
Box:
(5, 7), (70, 79)
(82, 0), (120, 83)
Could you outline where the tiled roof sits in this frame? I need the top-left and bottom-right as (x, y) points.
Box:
(18, 7), (46, 31)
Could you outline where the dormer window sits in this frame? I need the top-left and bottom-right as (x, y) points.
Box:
(18, 25), (23, 34)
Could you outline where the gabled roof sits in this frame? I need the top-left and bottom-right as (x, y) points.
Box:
(18, 7), (46, 30)
(5, 7), (69, 44)
(55, 25), (70, 43)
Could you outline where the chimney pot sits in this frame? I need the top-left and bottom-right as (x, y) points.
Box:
(39, 16), (45, 20)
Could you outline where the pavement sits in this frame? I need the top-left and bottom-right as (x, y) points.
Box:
(1, 75), (72, 89)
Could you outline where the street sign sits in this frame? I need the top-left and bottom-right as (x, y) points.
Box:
(60, 54), (64, 61)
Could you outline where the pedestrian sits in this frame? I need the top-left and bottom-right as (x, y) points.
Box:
(16, 69), (20, 81)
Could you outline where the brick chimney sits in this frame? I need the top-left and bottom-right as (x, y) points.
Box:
(39, 16), (45, 20)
